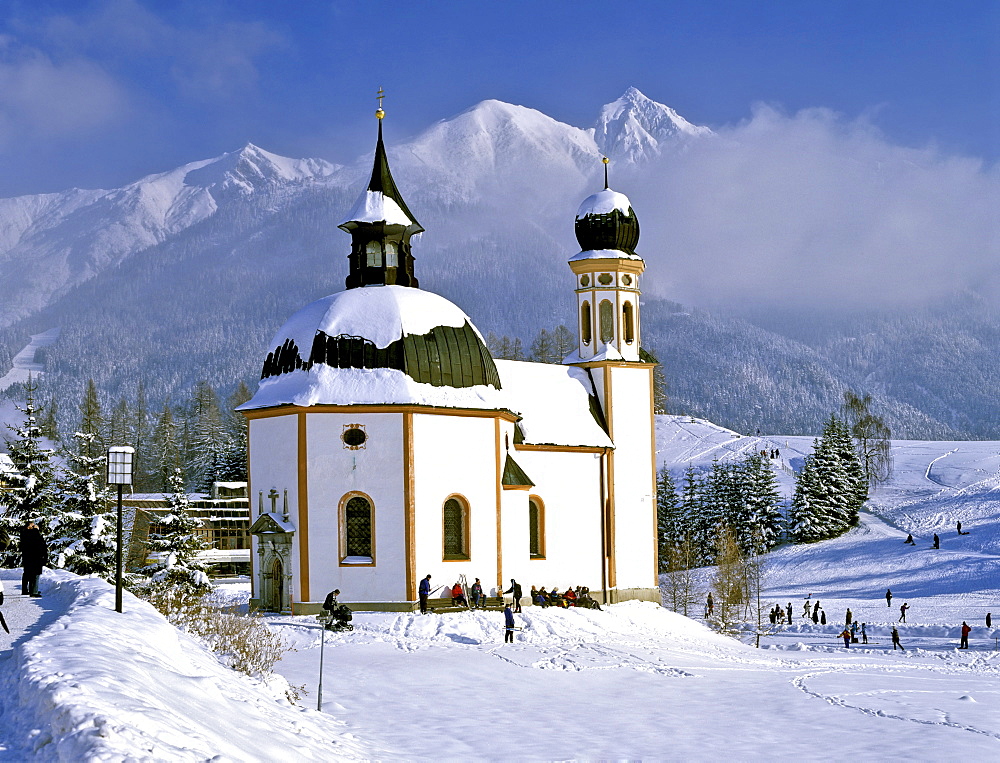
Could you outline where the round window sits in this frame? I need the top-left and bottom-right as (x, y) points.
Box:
(598, 273), (613, 285)
(622, 274), (633, 286)
(342, 426), (367, 448)
(580, 275), (590, 287)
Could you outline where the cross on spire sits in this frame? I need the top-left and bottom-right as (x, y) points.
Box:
(376, 87), (386, 119)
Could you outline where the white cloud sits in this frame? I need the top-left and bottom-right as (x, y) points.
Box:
(632, 105), (1000, 313)
(0, 42), (126, 146)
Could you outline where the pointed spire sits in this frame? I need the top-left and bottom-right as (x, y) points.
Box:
(365, 119), (422, 230)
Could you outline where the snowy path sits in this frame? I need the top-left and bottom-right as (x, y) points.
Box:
(0, 328), (60, 392)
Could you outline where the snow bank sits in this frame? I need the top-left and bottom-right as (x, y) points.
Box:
(14, 570), (366, 761)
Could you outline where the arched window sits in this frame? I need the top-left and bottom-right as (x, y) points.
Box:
(384, 241), (399, 267)
(339, 493), (375, 565)
(528, 497), (545, 559)
(622, 300), (635, 344)
(599, 299), (614, 344)
(581, 301), (592, 345)
(443, 496), (470, 560)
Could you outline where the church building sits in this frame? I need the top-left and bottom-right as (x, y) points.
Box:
(240, 104), (658, 613)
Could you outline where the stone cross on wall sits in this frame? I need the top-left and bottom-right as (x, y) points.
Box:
(268, 488), (279, 514)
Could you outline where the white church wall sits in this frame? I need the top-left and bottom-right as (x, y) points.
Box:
(411, 413), (500, 597)
(607, 365), (657, 591)
(247, 414), (301, 600)
(506, 449), (605, 593)
(305, 413), (406, 603)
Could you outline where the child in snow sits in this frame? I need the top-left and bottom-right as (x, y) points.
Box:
(839, 629), (851, 648)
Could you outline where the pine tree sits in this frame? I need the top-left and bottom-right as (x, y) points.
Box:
(739, 453), (784, 554)
(143, 468), (209, 589)
(47, 432), (117, 576)
(652, 363), (668, 414)
(39, 397), (60, 442)
(152, 403), (181, 491)
(0, 377), (61, 565)
(551, 325), (574, 360)
(789, 451), (825, 542)
(656, 466), (681, 568)
(133, 381), (154, 491)
(79, 379), (105, 460)
(188, 381), (227, 491)
(529, 328), (555, 363)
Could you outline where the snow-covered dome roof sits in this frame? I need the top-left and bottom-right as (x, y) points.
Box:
(241, 286), (503, 410)
(574, 187), (640, 256)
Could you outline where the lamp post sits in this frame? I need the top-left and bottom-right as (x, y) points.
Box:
(107, 446), (134, 614)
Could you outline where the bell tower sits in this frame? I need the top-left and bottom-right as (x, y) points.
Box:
(339, 89), (424, 290)
(565, 158), (658, 600)
(568, 158), (645, 362)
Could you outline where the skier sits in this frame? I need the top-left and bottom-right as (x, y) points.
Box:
(885, 589), (892, 607)
(839, 628), (851, 648)
(503, 604), (516, 643)
(418, 574), (432, 614)
(504, 579), (523, 613)
(932, 534), (940, 549)
(960, 621), (971, 649)
(891, 626), (904, 651)
(471, 578), (484, 609)
(899, 602), (909, 623)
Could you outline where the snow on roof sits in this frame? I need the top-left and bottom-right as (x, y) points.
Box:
(266, 286), (475, 353)
(576, 188), (633, 219)
(241, 365), (505, 411)
(562, 345), (624, 363)
(341, 190), (415, 227)
(495, 360), (612, 448)
(568, 248), (644, 263)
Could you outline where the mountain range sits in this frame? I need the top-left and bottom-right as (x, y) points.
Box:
(1, 87), (998, 440)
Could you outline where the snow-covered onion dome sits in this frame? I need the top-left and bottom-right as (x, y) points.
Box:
(574, 187), (640, 255)
(259, 285), (499, 386)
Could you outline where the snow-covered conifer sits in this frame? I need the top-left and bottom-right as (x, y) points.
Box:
(143, 468), (210, 590)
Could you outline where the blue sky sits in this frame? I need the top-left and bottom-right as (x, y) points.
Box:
(0, 0), (996, 196)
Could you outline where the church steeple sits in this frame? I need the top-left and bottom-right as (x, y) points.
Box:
(339, 93), (424, 289)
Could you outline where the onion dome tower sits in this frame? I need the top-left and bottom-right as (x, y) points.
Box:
(244, 93), (501, 410)
(567, 158), (645, 363)
(339, 94), (424, 289)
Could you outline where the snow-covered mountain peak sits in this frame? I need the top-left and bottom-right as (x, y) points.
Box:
(595, 87), (712, 164)
(182, 143), (340, 195)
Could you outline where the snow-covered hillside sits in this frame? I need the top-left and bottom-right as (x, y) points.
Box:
(2, 416), (999, 757)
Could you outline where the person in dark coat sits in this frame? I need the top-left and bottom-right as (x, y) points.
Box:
(987, 612), (993, 628)
(886, 588), (892, 607)
(786, 602), (793, 624)
(813, 600), (821, 617)
(845, 608), (853, 626)
(323, 589), (340, 612)
(418, 574), (432, 614)
(471, 578), (485, 609)
(20, 522), (48, 598)
(899, 603), (909, 623)
(861, 622), (868, 644)
(812, 609), (819, 624)
(957, 521), (962, 535)
(932, 534), (940, 549)
(706, 593), (714, 617)
(960, 621), (971, 649)
(904, 534), (914, 545)
(820, 610), (827, 625)
(891, 626), (904, 651)
(504, 579), (523, 613)
(503, 604), (516, 643)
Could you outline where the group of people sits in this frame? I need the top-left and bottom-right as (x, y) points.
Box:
(903, 521), (969, 549)
(530, 584), (601, 610)
(802, 598), (827, 625)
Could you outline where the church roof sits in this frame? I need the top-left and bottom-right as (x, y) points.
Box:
(501, 454), (535, 488)
(339, 121), (423, 233)
(494, 360), (613, 449)
(241, 286), (504, 411)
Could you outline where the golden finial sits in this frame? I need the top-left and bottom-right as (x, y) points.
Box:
(602, 156), (610, 189)
(375, 87), (386, 120)
(602, 156), (610, 165)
